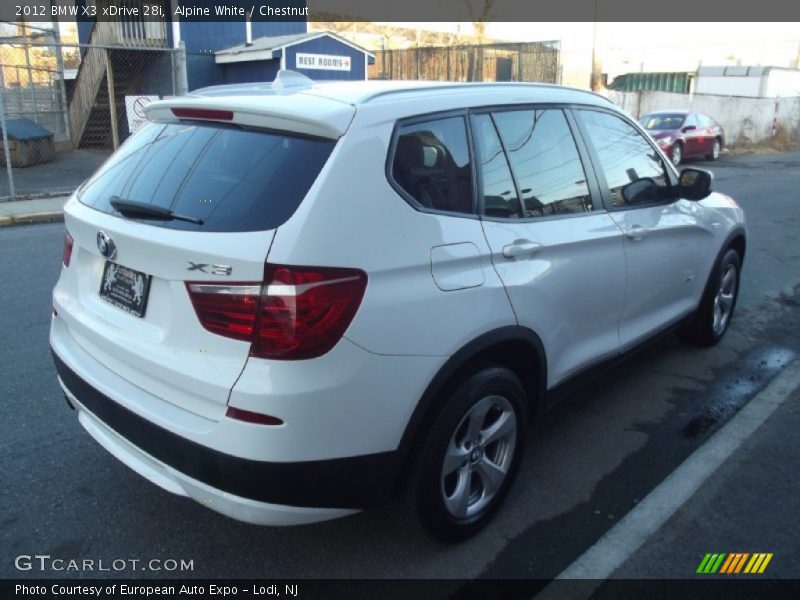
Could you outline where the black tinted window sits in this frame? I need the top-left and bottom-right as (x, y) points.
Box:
(471, 114), (522, 219)
(640, 114), (685, 130)
(79, 122), (335, 232)
(391, 117), (474, 214)
(492, 109), (593, 218)
(578, 110), (671, 208)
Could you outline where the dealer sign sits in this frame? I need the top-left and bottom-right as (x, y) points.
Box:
(295, 53), (352, 72)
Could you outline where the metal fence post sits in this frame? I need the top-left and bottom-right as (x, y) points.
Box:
(0, 90), (16, 198)
(106, 50), (119, 149)
(173, 41), (188, 96)
(21, 19), (39, 121)
(52, 16), (71, 141)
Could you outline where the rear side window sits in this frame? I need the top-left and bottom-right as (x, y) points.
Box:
(471, 113), (522, 219)
(78, 122), (336, 232)
(390, 116), (475, 215)
(492, 109), (593, 218)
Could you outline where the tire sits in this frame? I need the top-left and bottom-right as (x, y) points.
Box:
(678, 248), (741, 347)
(706, 138), (721, 161)
(397, 365), (527, 542)
(670, 142), (683, 166)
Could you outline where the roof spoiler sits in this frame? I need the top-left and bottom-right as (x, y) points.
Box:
(143, 77), (355, 140)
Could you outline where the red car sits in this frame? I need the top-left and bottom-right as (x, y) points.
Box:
(639, 110), (725, 166)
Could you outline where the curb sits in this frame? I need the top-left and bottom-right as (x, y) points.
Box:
(0, 211), (64, 228)
(0, 191), (74, 203)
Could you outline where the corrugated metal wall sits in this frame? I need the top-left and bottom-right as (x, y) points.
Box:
(223, 60), (281, 84)
(608, 72), (693, 94)
(180, 21), (306, 90)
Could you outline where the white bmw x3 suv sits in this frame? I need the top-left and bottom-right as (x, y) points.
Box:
(51, 72), (746, 541)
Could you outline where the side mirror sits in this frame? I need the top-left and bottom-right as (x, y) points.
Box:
(679, 167), (713, 201)
(621, 177), (660, 205)
(682, 125), (697, 132)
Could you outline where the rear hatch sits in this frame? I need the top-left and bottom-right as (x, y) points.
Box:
(55, 102), (346, 420)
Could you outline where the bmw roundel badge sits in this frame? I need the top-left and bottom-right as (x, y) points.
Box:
(97, 231), (117, 260)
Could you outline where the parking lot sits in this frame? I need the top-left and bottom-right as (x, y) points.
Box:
(2, 151), (799, 583)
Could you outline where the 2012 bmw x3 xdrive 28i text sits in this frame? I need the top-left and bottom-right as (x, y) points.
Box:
(51, 72), (746, 541)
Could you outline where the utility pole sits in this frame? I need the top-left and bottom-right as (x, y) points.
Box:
(590, 0), (601, 91)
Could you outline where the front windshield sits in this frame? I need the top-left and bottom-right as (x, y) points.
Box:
(639, 114), (686, 131)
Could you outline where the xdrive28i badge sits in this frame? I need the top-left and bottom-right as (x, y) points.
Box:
(96, 231), (116, 260)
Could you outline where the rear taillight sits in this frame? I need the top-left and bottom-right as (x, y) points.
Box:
(63, 231), (73, 267)
(185, 283), (261, 342)
(186, 264), (367, 360)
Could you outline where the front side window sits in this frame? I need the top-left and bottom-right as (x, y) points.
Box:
(577, 110), (672, 208)
(492, 109), (593, 218)
(391, 116), (474, 215)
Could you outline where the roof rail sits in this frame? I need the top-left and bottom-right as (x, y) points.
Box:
(190, 70), (315, 98)
(360, 81), (614, 105)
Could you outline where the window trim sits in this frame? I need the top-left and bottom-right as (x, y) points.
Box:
(470, 104), (604, 224)
(570, 106), (680, 213)
(469, 112), (524, 221)
(385, 109), (480, 220)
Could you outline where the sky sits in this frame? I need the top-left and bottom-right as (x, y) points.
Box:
(8, 19), (799, 89)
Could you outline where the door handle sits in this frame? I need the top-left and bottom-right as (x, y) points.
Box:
(625, 225), (649, 241)
(502, 240), (542, 259)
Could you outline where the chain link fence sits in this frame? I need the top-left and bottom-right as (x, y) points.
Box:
(1, 19), (185, 199)
(370, 41), (561, 84)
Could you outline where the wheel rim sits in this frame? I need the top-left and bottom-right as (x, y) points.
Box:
(671, 144), (682, 165)
(712, 141), (720, 159)
(712, 263), (737, 335)
(440, 395), (517, 520)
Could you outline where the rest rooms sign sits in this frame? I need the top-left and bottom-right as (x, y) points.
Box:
(295, 53), (351, 72)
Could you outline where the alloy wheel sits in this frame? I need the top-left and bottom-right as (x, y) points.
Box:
(712, 263), (737, 335)
(440, 395), (517, 519)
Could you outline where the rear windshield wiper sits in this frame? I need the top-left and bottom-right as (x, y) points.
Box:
(109, 197), (204, 225)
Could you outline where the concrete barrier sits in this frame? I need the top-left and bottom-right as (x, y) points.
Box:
(606, 90), (800, 147)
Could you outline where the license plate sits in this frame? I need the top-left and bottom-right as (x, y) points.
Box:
(99, 261), (152, 318)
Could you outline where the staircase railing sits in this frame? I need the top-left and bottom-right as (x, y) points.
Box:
(67, 22), (116, 149)
(67, 10), (168, 148)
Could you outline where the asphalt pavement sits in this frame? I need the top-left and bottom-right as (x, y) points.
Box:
(1, 151), (800, 584)
(0, 149), (108, 199)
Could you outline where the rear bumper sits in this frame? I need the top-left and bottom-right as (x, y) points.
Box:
(52, 350), (401, 523)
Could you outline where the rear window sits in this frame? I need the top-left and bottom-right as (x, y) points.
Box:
(78, 122), (336, 232)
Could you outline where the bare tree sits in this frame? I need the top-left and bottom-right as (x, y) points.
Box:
(465, 0), (496, 43)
